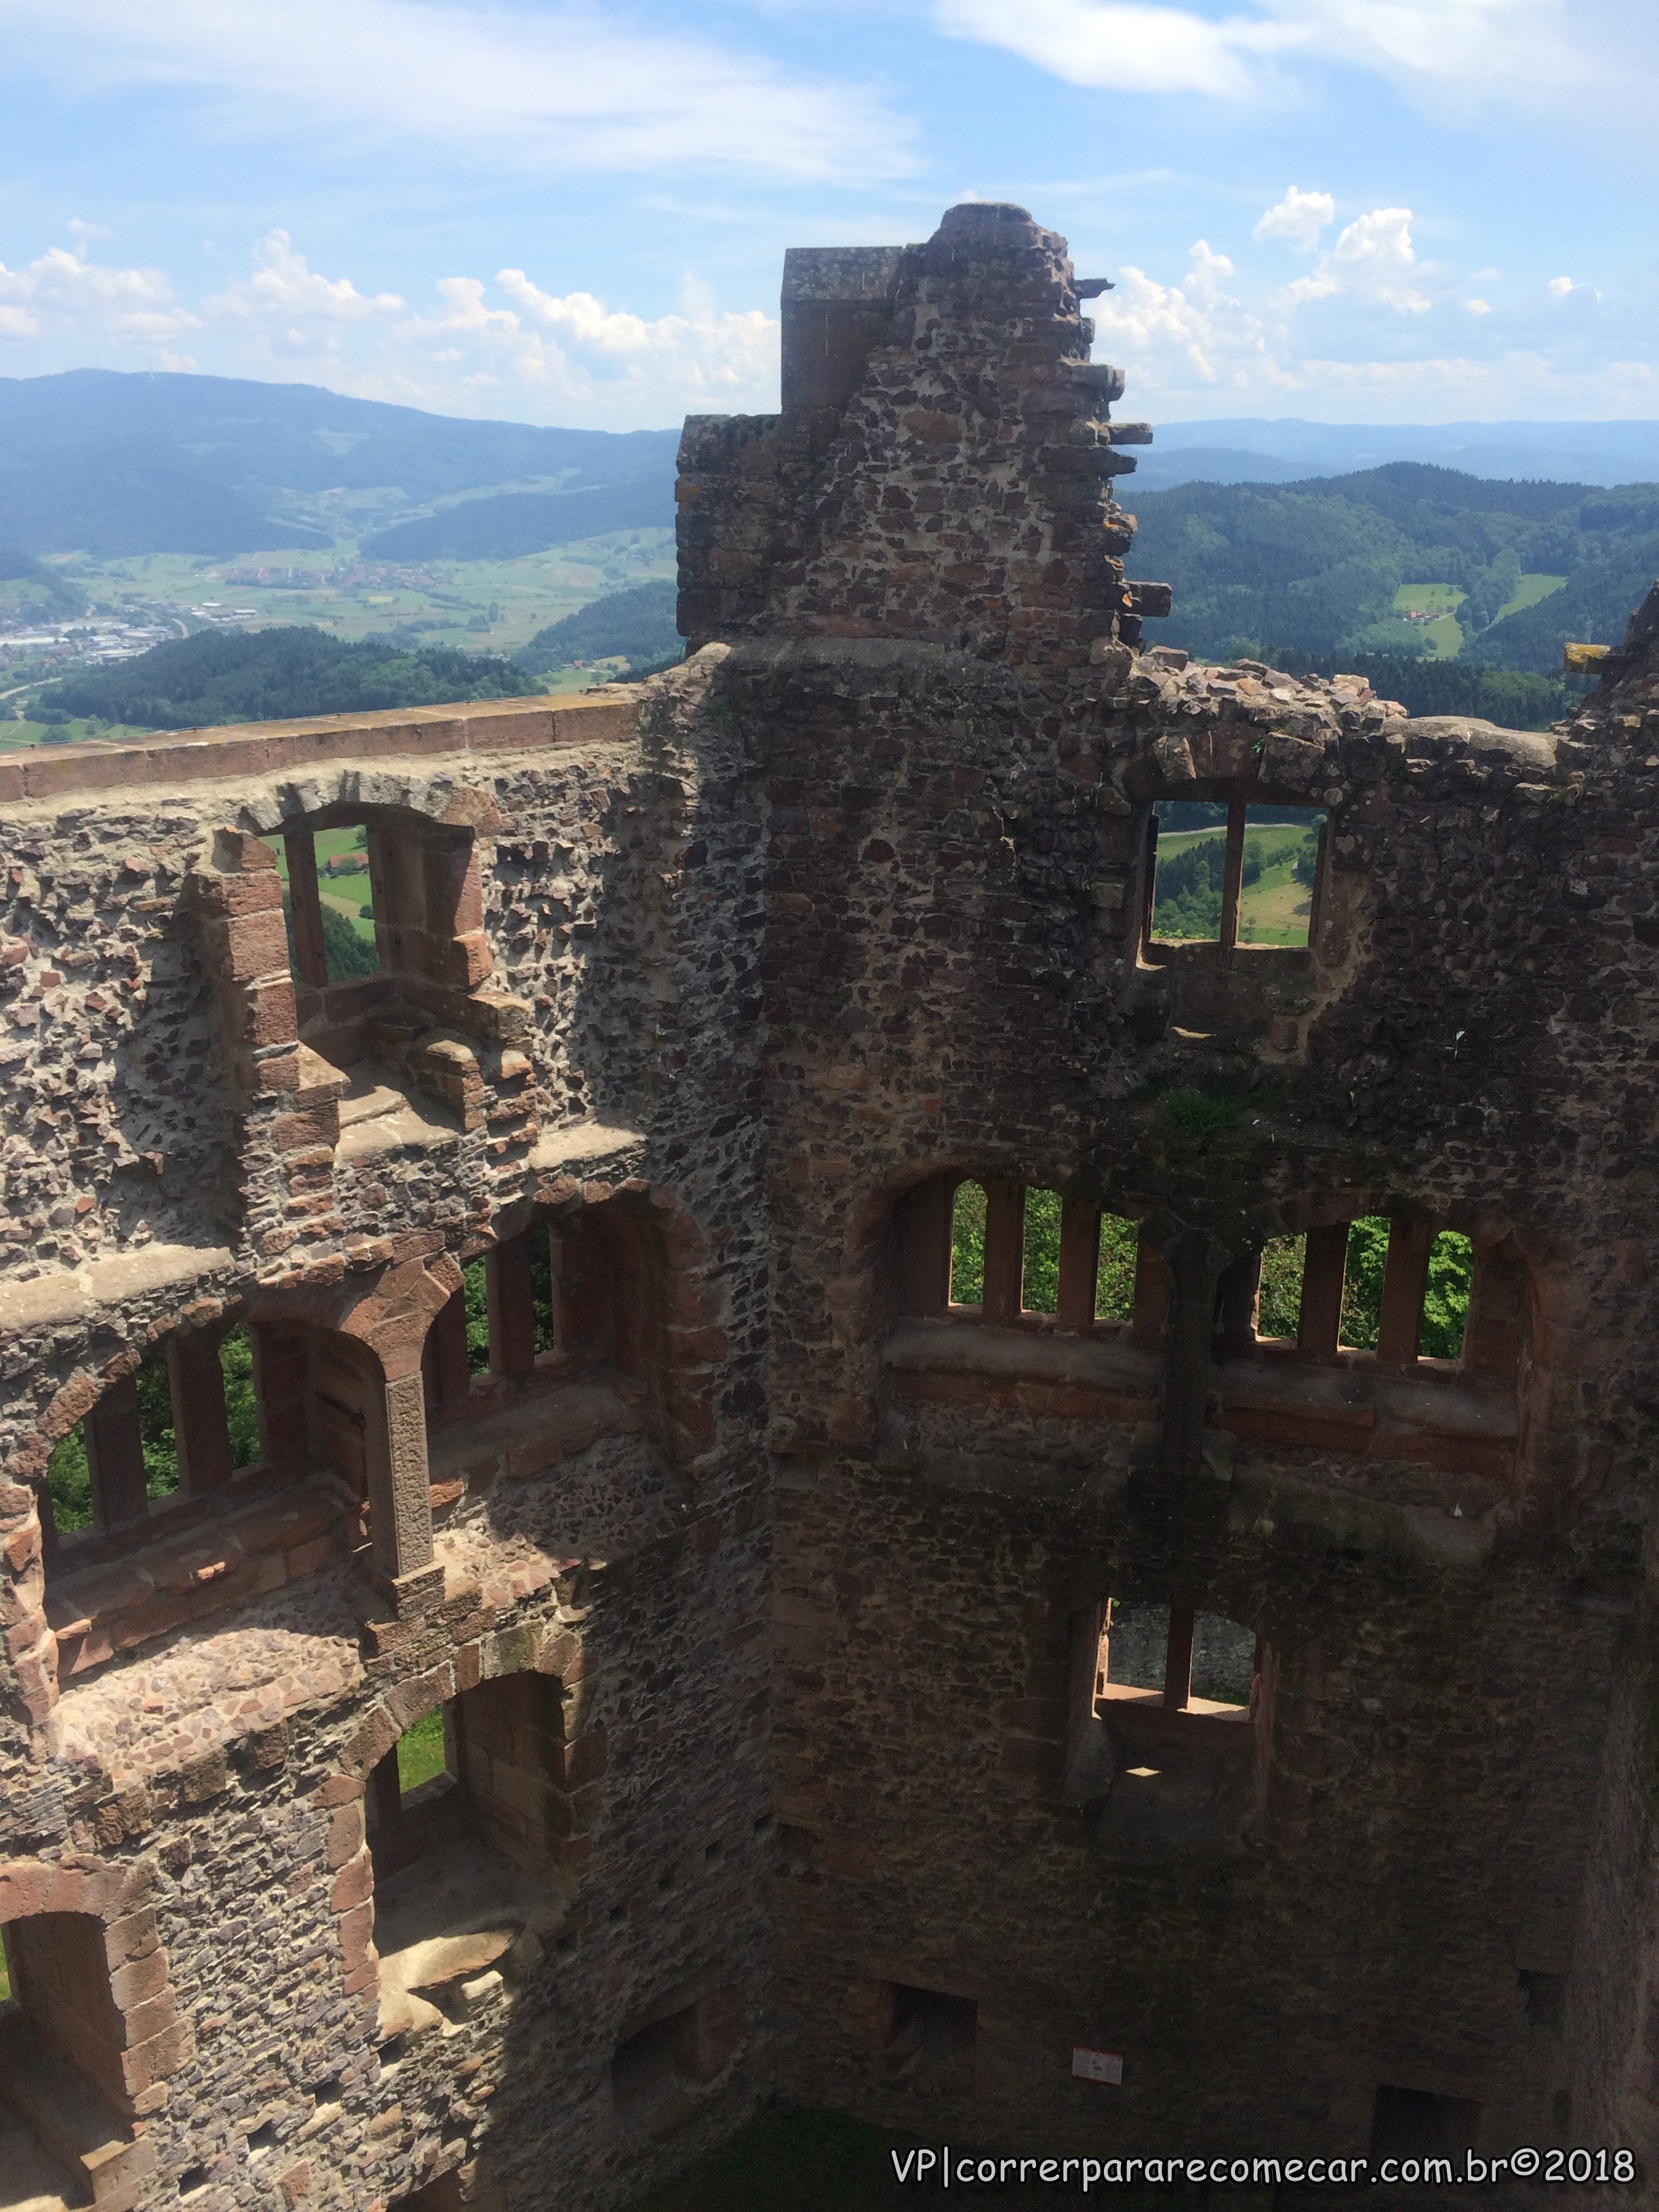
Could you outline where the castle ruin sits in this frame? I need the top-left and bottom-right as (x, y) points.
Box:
(1, 201), (1657, 2207)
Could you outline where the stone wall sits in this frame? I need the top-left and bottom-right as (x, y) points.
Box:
(1, 197), (1658, 2211)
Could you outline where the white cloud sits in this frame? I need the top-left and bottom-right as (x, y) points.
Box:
(934, 0), (1302, 96)
(1282, 207), (1430, 312)
(1253, 186), (1334, 251)
(0, 0), (913, 182)
(203, 232), (405, 323)
(935, 0), (1644, 112)
(1548, 276), (1576, 298)
(0, 241), (195, 346)
(1463, 298), (1492, 313)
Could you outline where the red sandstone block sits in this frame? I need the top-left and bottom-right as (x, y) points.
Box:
(56, 1624), (113, 1677)
(199, 870), (283, 918)
(110, 1589), (194, 1652)
(335, 1901), (375, 1972)
(187, 1551), (287, 1619)
(119, 2018), (194, 2097)
(213, 908), (289, 983)
(384, 1666), (455, 1735)
(325, 1800), (365, 1869)
(146, 1532), (247, 1595)
(285, 1533), (338, 1579)
(108, 1946), (170, 2012)
(233, 1491), (340, 1555)
(345, 1706), (398, 1778)
(119, 1988), (179, 2049)
(278, 2163), (314, 2206)
(4, 1607), (47, 1662)
(314, 1774), (362, 1809)
(456, 1640), (483, 1693)
(342, 1961), (378, 1996)
(331, 1847), (374, 1913)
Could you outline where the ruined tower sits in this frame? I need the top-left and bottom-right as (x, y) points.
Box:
(1, 203), (1657, 2209)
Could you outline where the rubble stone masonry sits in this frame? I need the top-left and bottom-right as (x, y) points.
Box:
(1, 201), (1658, 2207)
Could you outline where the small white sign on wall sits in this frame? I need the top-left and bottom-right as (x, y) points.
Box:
(1071, 2046), (1124, 2085)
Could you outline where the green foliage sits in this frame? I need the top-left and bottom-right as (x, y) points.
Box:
(529, 1227), (555, 1354)
(1422, 1231), (1473, 1359)
(47, 1424), (92, 1532)
(1257, 1234), (1305, 1339)
(136, 1353), (178, 1501)
(1339, 1216), (1391, 1349)
(0, 544), (86, 618)
(519, 579), (680, 674)
(33, 624), (537, 733)
(1021, 1188), (1061, 1312)
(1163, 1084), (1248, 1138)
(396, 1709), (449, 1796)
(321, 903), (377, 981)
(220, 1325), (262, 1469)
(1096, 1214), (1138, 1322)
(949, 1181), (985, 1305)
(1151, 834), (1225, 939)
(1138, 462), (1659, 678)
(463, 1256), (491, 1374)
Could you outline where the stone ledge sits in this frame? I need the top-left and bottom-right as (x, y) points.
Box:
(0, 690), (642, 807)
(0, 1241), (235, 1332)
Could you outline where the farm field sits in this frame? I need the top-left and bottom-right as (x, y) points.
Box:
(1392, 580), (1465, 658)
(276, 825), (377, 947)
(1496, 571), (1568, 620)
(63, 525), (675, 655)
(1153, 820), (1318, 946)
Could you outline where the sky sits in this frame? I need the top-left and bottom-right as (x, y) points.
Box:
(0, 0), (1655, 432)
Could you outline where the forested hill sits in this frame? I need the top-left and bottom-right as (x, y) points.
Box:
(0, 369), (678, 556)
(33, 626), (535, 731)
(1133, 463), (1659, 673)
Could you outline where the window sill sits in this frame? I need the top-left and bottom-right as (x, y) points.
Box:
(43, 1476), (352, 1680)
(886, 1318), (1515, 1478)
(427, 1370), (647, 1505)
(1095, 1683), (1252, 1751)
(884, 1317), (1161, 1422)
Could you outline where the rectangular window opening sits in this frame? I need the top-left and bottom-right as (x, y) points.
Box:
(1021, 1187), (1061, 1314)
(881, 1984), (977, 2070)
(136, 1352), (179, 1507)
(1369, 2084), (1483, 2158)
(277, 825), (380, 985)
(1099, 1601), (1169, 1695)
(1189, 1614), (1256, 1709)
(1094, 1214), (1137, 1324)
(1237, 806), (1324, 948)
(948, 1181), (985, 1307)
(1256, 1233), (1306, 1341)
(529, 1224), (556, 1356)
(396, 1706), (453, 1804)
(462, 1256), (491, 1377)
(46, 1425), (92, 1535)
(1149, 799), (1227, 943)
(1422, 1230), (1473, 1361)
(1339, 1215), (1391, 1351)
(219, 1324), (262, 1471)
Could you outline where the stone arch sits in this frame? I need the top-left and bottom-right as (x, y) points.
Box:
(319, 1626), (604, 2027)
(0, 1852), (190, 2137)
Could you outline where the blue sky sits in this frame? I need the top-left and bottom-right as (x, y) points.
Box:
(0, 0), (1654, 430)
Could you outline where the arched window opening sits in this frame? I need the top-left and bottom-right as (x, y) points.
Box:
(41, 1319), (278, 1557)
(948, 1181), (986, 1308)
(1256, 1233), (1305, 1342)
(0, 1911), (156, 2202)
(1021, 1187), (1062, 1314)
(1148, 799), (1326, 950)
(367, 1673), (579, 2037)
(1094, 1214), (1138, 1324)
(424, 1208), (655, 1429)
